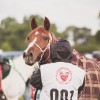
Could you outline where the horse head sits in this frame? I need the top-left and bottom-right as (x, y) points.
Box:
(23, 17), (57, 65)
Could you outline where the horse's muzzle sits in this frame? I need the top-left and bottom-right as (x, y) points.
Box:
(23, 52), (36, 65)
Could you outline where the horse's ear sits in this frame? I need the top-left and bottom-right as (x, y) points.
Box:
(44, 17), (50, 31)
(31, 18), (37, 30)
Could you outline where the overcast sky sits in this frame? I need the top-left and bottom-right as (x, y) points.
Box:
(0, 0), (100, 34)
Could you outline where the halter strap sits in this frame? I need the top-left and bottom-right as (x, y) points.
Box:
(34, 40), (51, 63)
(33, 32), (52, 63)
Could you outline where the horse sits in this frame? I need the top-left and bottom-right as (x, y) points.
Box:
(23, 17), (100, 100)
(0, 56), (38, 100)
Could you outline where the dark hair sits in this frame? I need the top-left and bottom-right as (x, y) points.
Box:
(51, 39), (73, 63)
(93, 54), (100, 61)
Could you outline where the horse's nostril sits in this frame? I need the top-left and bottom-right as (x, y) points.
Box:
(23, 52), (27, 58)
(29, 53), (33, 57)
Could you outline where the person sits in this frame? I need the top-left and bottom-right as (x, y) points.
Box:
(92, 53), (100, 62)
(30, 39), (86, 100)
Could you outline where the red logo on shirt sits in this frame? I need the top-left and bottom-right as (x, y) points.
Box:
(56, 67), (72, 84)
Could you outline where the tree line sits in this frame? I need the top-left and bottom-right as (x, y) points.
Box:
(0, 15), (100, 53)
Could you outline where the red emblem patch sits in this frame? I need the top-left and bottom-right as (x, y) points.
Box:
(56, 67), (72, 84)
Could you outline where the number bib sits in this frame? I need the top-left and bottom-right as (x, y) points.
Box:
(40, 62), (85, 100)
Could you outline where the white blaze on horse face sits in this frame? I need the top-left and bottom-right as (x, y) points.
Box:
(35, 31), (40, 35)
(24, 37), (37, 53)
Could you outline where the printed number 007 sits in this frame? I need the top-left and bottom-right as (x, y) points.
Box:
(50, 89), (74, 100)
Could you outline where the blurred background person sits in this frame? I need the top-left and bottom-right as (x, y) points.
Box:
(92, 52), (100, 62)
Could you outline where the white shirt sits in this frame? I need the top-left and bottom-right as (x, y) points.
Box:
(40, 62), (85, 100)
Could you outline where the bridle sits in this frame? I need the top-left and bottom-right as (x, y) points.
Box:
(33, 32), (52, 63)
(34, 40), (51, 63)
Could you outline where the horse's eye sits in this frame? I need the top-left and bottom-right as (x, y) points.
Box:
(43, 37), (48, 41)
